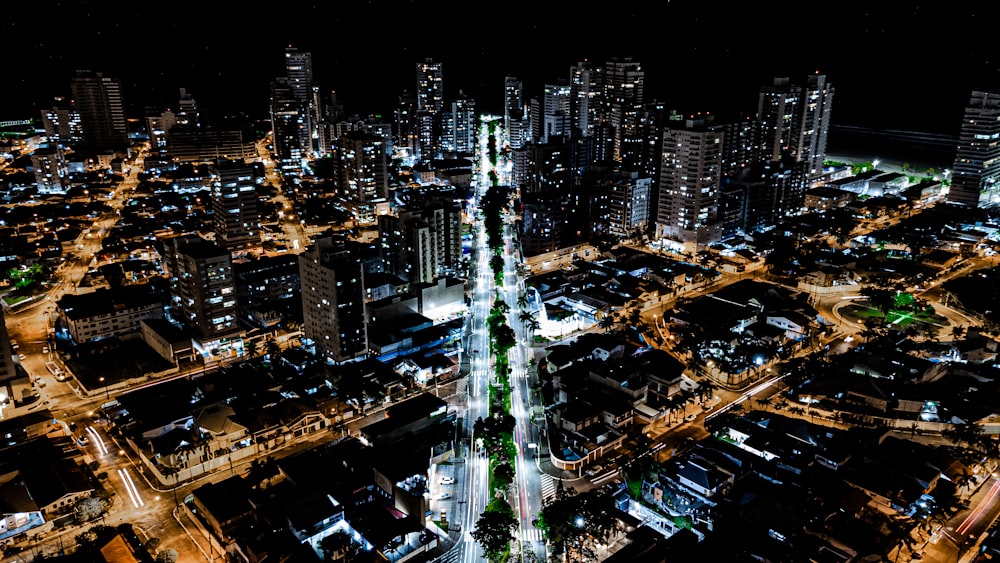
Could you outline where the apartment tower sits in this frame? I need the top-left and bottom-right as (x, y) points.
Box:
(299, 235), (368, 364)
(948, 89), (1000, 208)
(70, 70), (129, 153)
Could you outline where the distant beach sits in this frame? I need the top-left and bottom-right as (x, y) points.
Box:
(826, 124), (957, 174)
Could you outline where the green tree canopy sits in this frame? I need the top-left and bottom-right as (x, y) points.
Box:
(472, 505), (518, 561)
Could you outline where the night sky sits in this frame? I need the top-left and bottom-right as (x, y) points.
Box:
(4, 1), (999, 141)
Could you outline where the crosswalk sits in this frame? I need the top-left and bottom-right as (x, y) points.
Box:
(520, 527), (544, 542)
(540, 474), (557, 501)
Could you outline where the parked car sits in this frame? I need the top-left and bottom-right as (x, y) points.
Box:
(439, 476), (456, 485)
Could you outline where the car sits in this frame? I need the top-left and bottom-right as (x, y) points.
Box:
(42, 346), (49, 354)
(76, 435), (90, 447)
(439, 476), (456, 485)
(33, 377), (45, 388)
(437, 492), (452, 501)
(17, 354), (25, 361)
(684, 413), (698, 422)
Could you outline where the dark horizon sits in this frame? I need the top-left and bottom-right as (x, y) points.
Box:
(4, 2), (997, 140)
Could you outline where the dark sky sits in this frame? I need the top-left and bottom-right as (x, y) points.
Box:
(4, 1), (999, 138)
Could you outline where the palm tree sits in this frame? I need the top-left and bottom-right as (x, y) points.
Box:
(598, 314), (616, 333)
(518, 310), (535, 327)
(526, 317), (540, 337)
(518, 292), (529, 310)
(699, 381), (717, 405)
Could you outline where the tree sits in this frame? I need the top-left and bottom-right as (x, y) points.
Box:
(518, 310), (535, 327)
(492, 323), (517, 355)
(493, 461), (515, 489)
(526, 317), (540, 336)
(155, 549), (179, 563)
(518, 292), (529, 310)
(74, 496), (107, 524)
(144, 537), (162, 556)
(472, 506), (518, 561)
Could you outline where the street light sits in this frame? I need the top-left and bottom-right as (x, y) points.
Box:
(98, 376), (109, 401)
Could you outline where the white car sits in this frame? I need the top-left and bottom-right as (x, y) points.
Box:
(684, 413), (697, 422)
(439, 476), (456, 485)
(437, 492), (452, 501)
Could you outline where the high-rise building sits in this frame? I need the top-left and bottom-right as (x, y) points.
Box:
(504, 75), (524, 135)
(210, 158), (261, 255)
(755, 73), (834, 177)
(40, 97), (82, 145)
(569, 61), (597, 138)
(284, 47), (322, 156)
(145, 108), (176, 153)
(542, 80), (573, 143)
(393, 91), (419, 164)
(234, 253), (300, 329)
(270, 79), (308, 172)
(948, 89), (1000, 207)
(606, 170), (651, 240)
(175, 88), (201, 129)
(521, 193), (565, 257)
(69, 70), (129, 153)
(443, 91), (476, 156)
(601, 58), (644, 163)
(415, 59), (444, 162)
(416, 59), (444, 114)
(378, 197), (462, 283)
(335, 130), (389, 225)
(299, 235), (368, 363)
(656, 114), (724, 251)
(31, 146), (69, 194)
(161, 235), (240, 342)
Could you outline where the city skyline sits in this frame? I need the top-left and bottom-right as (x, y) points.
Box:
(4, 2), (999, 138)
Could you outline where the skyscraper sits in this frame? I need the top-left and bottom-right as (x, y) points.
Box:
(569, 61), (597, 139)
(601, 58), (644, 163)
(335, 130), (389, 225)
(415, 59), (444, 161)
(755, 73), (834, 177)
(656, 114), (724, 252)
(299, 235), (368, 364)
(69, 70), (129, 153)
(541, 80), (573, 143)
(210, 159), (261, 255)
(444, 91), (476, 156)
(416, 58), (444, 115)
(948, 89), (1000, 208)
(378, 197), (462, 284)
(504, 75), (523, 132)
(284, 47), (322, 156)
(270, 79), (308, 172)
